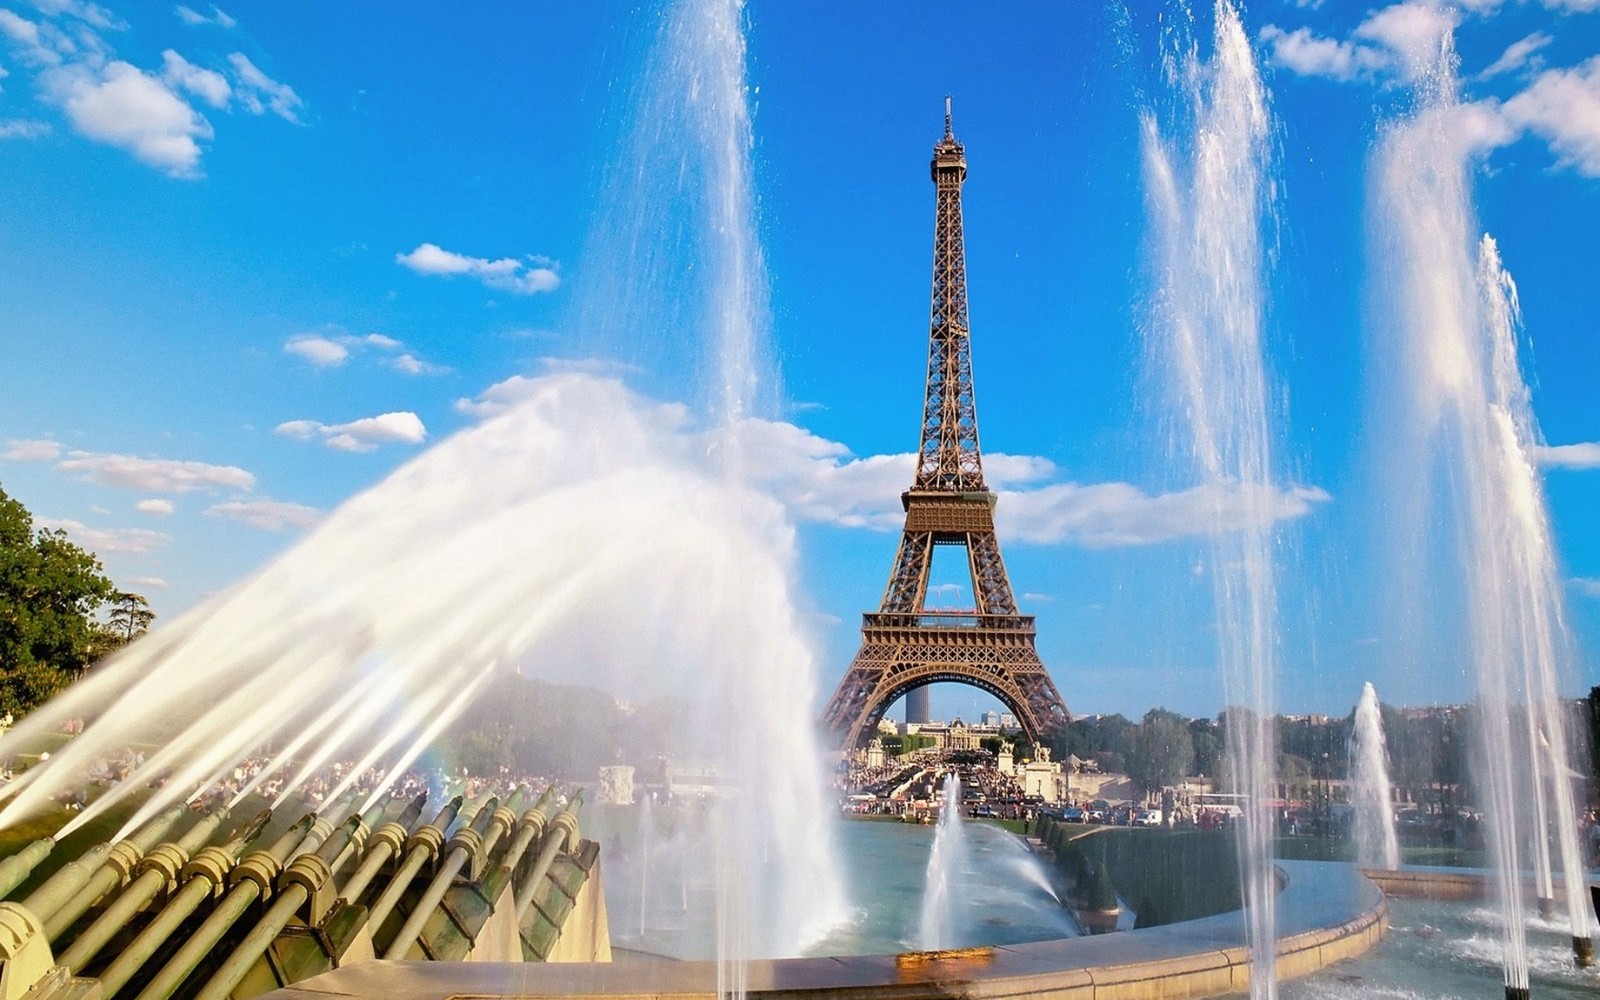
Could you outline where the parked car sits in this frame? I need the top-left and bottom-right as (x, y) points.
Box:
(1135, 808), (1164, 827)
(1062, 806), (1087, 823)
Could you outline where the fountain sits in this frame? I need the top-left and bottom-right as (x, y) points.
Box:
(1140, 2), (1282, 996)
(1349, 682), (1400, 871)
(917, 774), (967, 951)
(1366, 22), (1599, 994)
(3, 3), (1595, 1000)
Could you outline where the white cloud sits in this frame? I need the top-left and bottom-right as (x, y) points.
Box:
(32, 0), (124, 30)
(283, 334), (349, 367)
(385, 353), (450, 376)
(455, 374), (543, 418)
(160, 49), (229, 108)
(1479, 32), (1553, 80)
(57, 451), (256, 492)
(396, 242), (561, 296)
(0, 8), (63, 65)
(0, 118), (51, 139)
(1536, 441), (1600, 469)
(1354, 2), (1458, 80)
(3, 438), (61, 461)
(174, 5), (235, 29)
(998, 481), (1331, 547)
(36, 517), (171, 554)
(1259, 25), (1378, 81)
(136, 498), (174, 516)
(226, 52), (302, 123)
(1570, 577), (1600, 597)
(275, 412), (427, 452)
(1498, 56), (1600, 176)
(282, 330), (446, 374)
(205, 498), (320, 531)
(127, 575), (168, 589)
(43, 59), (212, 177)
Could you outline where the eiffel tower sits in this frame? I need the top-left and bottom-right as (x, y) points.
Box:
(821, 101), (1071, 750)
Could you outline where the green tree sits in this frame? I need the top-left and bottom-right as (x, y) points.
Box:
(1122, 708), (1195, 795)
(1, 485), (114, 715)
(106, 591), (155, 644)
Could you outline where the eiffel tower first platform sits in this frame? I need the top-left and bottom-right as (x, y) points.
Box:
(821, 101), (1071, 750)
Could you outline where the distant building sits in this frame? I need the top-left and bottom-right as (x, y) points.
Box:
(981, 711), (999, 727)
(999, 713), (1018, 730)
(598, 765), (635, 805)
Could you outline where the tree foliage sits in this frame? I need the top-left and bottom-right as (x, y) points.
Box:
(0, 484), (116, 715)
(1122, 708), (1195, 794)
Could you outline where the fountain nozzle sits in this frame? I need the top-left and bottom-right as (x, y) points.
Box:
(1505, 987), (1531, 1000)
(1536, 896), (1556, 920)
(1573, 935), (1595, 969)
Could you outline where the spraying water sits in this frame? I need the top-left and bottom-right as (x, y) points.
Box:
(0, 0), (846, 963)
(1140, 2), (1281, 995)
(1367, 25), (1599, 992)
(918, 773), (967, 950)
(1348, 682), (1400, 871)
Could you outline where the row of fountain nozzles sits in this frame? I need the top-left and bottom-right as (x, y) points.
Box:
(0, 782), (585, 1000)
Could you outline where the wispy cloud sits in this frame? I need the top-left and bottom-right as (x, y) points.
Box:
(36, 517), (171, 554)
(0, 118), (52, 139)
(283, 331), (447, 374)
(205, 498), (320, 531)
(3, 438), (62, 461)
(174, 5), (235, 29)
(396, 243), (561, 296)
(1570, 578), (1600, 598)
(1478, 32), (1553, 80)
(276, 412), (427, 452)
(226, 53), (302, 123)
(1536, 441), (1600, 469)
(57, 451), (255, 493)
(127, 575), (168, 589)
(136, 498), (175, 516)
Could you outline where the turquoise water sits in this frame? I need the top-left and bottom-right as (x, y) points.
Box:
(1277, 896), (1600, 999)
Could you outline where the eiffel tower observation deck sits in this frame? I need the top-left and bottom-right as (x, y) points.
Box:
(820, 100), (1071, 750)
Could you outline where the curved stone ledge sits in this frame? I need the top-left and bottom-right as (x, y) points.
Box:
(266, 861), (1385, 1000)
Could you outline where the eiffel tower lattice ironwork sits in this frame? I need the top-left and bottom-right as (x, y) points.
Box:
(821, 100), (1071, 749)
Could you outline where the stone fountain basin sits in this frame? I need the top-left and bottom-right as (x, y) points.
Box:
(268, 860), (1385, 1000)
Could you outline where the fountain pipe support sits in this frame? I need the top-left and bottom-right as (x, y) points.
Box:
(40, 806), (188, 941)
(189, 817), (363, 1000)
(363, 796), (461, 933)
(380, 797), (499, 959)
(55, 805), (237, 974)
(338, 795), (427, 906)
(512, 791), (583, 927)
(90, 812), (272, 999)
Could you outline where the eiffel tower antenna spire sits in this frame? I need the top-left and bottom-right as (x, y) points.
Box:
(821, 104), (1070, 749)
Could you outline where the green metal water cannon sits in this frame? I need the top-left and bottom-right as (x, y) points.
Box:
(56, 806), (239, 973)
(92, 810), (279, 998)
(362, 795), (463, 933)
(478, 786), (556, 904)
(189, 814), (366, 1000)
(336, 793), (427, 907)
(131, 813), (317, 1000)
(381, 795), (502, 959)
(512, 789), (584, 926)
(40, 805), (187, 941)
(0, 838), (53, 901)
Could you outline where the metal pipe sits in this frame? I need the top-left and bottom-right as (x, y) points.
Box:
(19, 842), (111, 923)
(327, 797), (393, 879)
(57, 808), (244, 972)
(362, 796), (463, 933)
(513, 791), (584, 926)
(132, 814), (316, 1000)
(381, 796), (501, 959)
(43, 806), (188, 940)
(337, 794), (427, 906)
(93, 812), (284, 998)
(0, 837), (54, 900)
(190, 817), (364, 1000)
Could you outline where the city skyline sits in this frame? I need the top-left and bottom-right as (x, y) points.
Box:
(2, 2), (1598, 720)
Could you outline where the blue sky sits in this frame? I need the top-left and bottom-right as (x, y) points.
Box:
(2, 1), (1598, 722)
